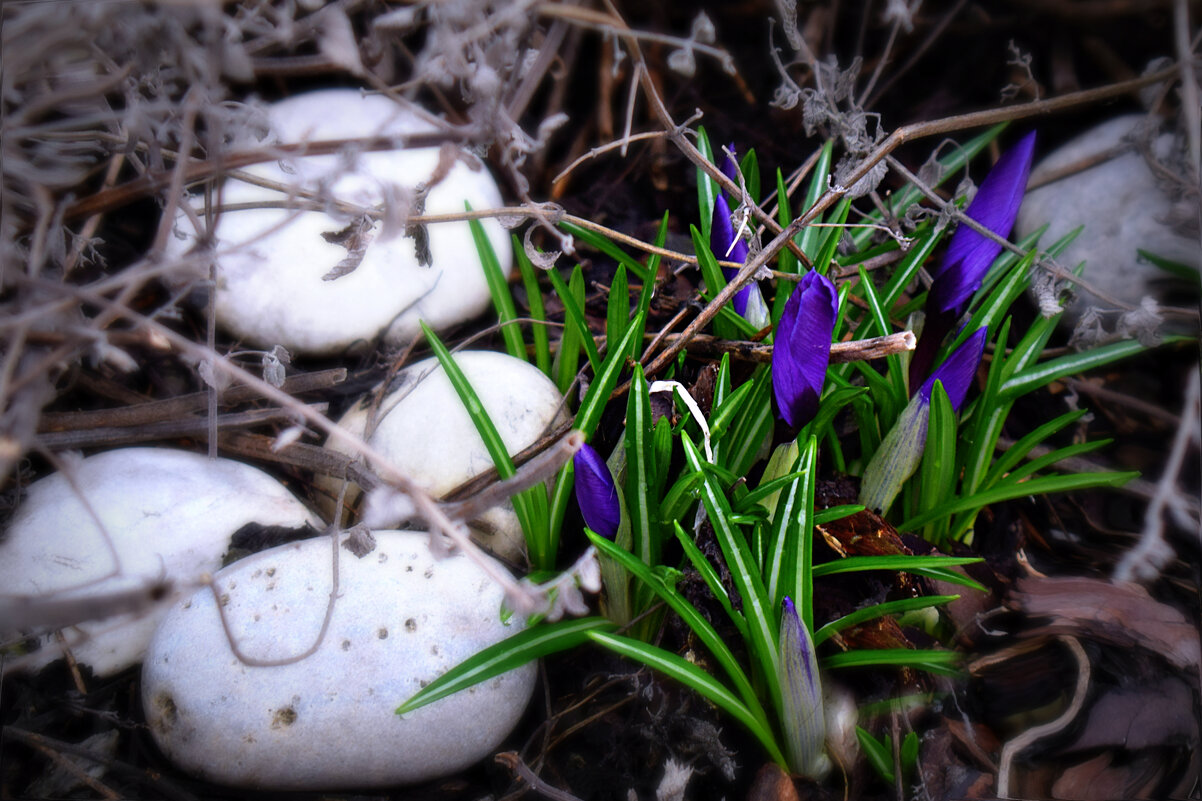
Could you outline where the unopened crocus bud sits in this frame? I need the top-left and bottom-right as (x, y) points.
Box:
(911, 132), (1036, 388)
(861, 326), (987, 515)
(710, 194), (770, 328)
(772, 271), (839, 429)
(779, 597), (829, 779)
(573, 442), (620, 539)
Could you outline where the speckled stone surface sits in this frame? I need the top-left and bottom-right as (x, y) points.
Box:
(320, 351), (564, 563)
(164, 89), (510, 355)
(0, 448), (317, 676)
(141, 531), (534, 789)
(1016, 115), (1200, 321)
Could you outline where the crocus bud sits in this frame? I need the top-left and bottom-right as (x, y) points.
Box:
(721, 142), (740, 186)
(861, 326), (987, 514)
(779, 597), (829, 778)
(573, 442), (620, 539)
(911, 132), (1036, 388)
(710, 194), (770, 328)
(772, 271), (839, 429)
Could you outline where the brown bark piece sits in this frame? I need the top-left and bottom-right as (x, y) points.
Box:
(1009, 576), (1201, 671)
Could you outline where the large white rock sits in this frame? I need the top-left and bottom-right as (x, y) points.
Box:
(141, 531), (534, 789)
(322, 351), (564, 563)
(1016, 115), (1200, 321)
(165, 89), (510, 356)
(0, 448), (317, 676)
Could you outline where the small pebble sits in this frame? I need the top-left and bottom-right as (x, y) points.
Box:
(1016, 115), (1200, 323)
(0, 448), (317, 676)
(164, 89), (510, 355)
(321, 351), (564, 563)
(142, 531), (534, 788)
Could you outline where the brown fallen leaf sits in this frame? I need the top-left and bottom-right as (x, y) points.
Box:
(1008, 576), (1201, 671)
(1066, 676), (1198, 752)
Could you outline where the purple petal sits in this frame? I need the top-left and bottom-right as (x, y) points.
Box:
(772, 271), (838, 428)
(779, 597), (826, 777)
(721, 142), (739, 185)
(932, 131), (1036, 314)
(574, 443), (620, 539)
(917, 326), (987, 412)
(711, 194), (750, 266)
(711, 194), (754, 317)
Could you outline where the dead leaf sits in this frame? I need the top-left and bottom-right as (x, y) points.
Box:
(1010, 576), (1201, 671)
(1067, 676), (1198, 752)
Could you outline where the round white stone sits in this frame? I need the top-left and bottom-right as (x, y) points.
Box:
(321, 351), (564, 563)
(141, 531), (534, 789)
(0, 448), (317, 676)
(165, 89), (510, 355)
(1016, 115), (1200, 321)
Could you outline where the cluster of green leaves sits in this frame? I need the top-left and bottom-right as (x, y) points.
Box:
(398, 129), (1169, 778)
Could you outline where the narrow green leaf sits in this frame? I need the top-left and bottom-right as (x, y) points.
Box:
(822, 648), (961, 676)
(547, 265), (601, 374)
(959, 317), (1013, 498)
(558, 221), (650, 282)
(1000, 338), (1182, 399)
(513, 235), (552, 376)
(469, 208), (525, 362)
(589, 532), (766, 720)
(739, 148), (761, 205)
(798, 141), (834, 260)
(878, 223), (943, 311)
(918, 381), (957, 544)
(710, 379), (757, 442)
(982, 408), (1088, 489)
(682, 435), (781, 716)
(397, 617), (614, 713)
(813, 595), (961, 645)
(901, 470), (1139, 532)
(812, 198), (851, 274)
(553, 267), (583, 395)
(420, 323), (547, 551)
(856, 264), (907, 404)
(588, 630), (788, 767)
(606, 265), (630, 357)
(625, 363), (658, 566)
(857, 727), (896, 783)
(629, 213), (668, 365)
(724, 365), (774, 476)
(672, 520), (749, 639)
(697, 126), (716, 243)
(996, 439), (1112, 486)
(814, 505), (864, 524)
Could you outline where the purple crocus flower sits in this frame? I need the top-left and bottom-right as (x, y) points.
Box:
(709, 144), (770, 328)
(573, 442), (620, 539)
(710, 193), (769, 325)
(910, 132), (1036, 389)
(772, 271), (839, 429)
(721, 141), (740, 185)
(861, 326), (988, 514)
(779, 597), (828, 778)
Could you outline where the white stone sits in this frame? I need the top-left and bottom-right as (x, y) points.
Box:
(0, 448), (317, 676)
(321, 351), (564, 563)
(1016, 115), (1200, 320)
(165, 89), (510, 356)
(141, 531), (534, 789)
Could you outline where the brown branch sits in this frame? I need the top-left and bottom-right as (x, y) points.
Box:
(659, 330), (916, 364)
(39, 368), (346, 432)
